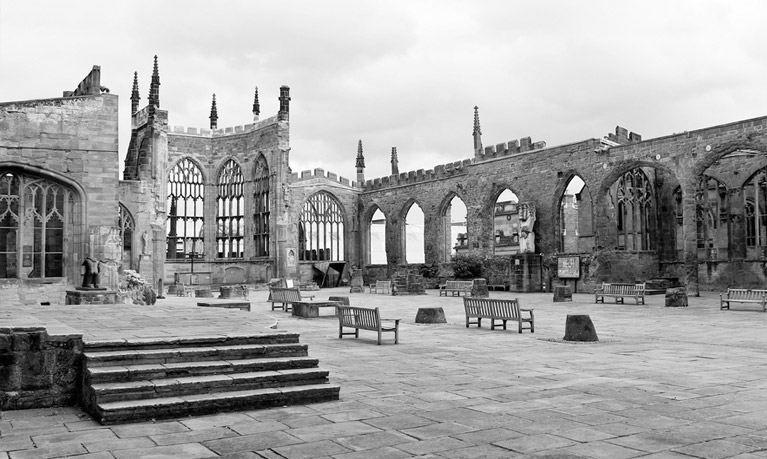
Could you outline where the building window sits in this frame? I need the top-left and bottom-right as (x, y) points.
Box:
(613, 168), (655, 251)
(0, 170), (77, 279)
(216, 160), (244, 258)
(253, 156), (270, 257)
(167, 158), (204, 260)
(118, 204), (135, 269)
(743, 168), (766, 250)
(299, 191), (344, 261)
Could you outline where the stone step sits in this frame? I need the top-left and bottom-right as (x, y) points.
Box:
(94, 384), (341, 425)
(84, 333), (300, 352)
(84, 343), (308, 367)
(86, 356), (321, 384)
(88, 368), (331, 403)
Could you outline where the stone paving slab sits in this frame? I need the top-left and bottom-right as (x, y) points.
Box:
(3, 288), (767, 457)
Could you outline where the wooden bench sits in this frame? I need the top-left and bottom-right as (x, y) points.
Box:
(338, 306), (400, 345)
(594, 283), (646, 305)
(463, 297), (534, 333)
(439, 280), (474, 296)
(720, 288), (767, 312)
(269, 287), (314, 312)
(368, 280), (391, 294)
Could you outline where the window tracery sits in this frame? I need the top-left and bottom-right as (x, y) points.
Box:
(167, 158), (204, 260)
(253, 156), (270, 257)
(216, 160), (244, 258)
(299, 192), (344, 261)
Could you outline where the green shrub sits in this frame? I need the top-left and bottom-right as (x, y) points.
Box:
(451, 253), (484, 279)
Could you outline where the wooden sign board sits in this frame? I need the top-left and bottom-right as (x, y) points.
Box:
(557, 256), (580, 278)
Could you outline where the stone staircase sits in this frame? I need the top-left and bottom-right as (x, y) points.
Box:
(81, 333), (340, 425)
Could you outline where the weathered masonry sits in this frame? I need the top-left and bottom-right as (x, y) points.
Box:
(2, 59), (767, 304)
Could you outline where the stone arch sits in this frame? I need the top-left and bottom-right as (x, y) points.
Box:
(492, 187), (520, 255)
(436, 192), (468, 262)
(118, 203), (136, 270)
(215, 158), (245, 259)
(252, 154), (270, 258)
(362, 204), (387, 265)
(166, 157), (206, 260)
(399, 199), (425, 264)
(553, 171), (594, 254)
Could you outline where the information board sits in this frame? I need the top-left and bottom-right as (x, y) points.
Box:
(557, 256), (580, 278)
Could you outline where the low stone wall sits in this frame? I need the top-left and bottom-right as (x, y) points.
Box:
(0, 327), (84, 410)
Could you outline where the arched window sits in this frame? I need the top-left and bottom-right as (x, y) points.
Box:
(613, 168), (655, 251)
(0, 170), (78, 279)
(299, 192), (344, 261)
(404, 203), (425, 264)
(559, 176), (594, 253)
(493, 189), (519, 254)
(695, 176), (727, 258)
(253, 156), (270, 257)
(118, 204), (135, 269)
(743, 168), (767, 253)
(167, 158), (204, 260)
(216, 160), (244, 258)
(445, 196), (467, 259)
(369, 207), (386, 264)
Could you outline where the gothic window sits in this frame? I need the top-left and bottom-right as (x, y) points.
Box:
(299, 192), (344, 261)
(559, 176), (593, 253)
(253, 156), (270, 257)
(445, 196), (467, 260)
(118, 204), (135, 269)
(743, 168), (767, 250)
(493, 189), (519, 254)
(695, 176), (727, 256)
(368, 207), (386, 264)
(613, 168), (655, 251)
(404, 203), (425, 264)
(216, 160), (244, 258)
(167, 158), (204, 260)
(0, 170), (76, 279)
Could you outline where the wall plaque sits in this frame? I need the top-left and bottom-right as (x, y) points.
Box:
(557, 256), (580, 278)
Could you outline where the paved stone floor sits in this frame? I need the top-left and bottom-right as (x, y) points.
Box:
(3, 288), (767, 458)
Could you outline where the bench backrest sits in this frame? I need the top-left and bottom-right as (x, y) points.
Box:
(338, 306), (381, 330)
(375, 280), (391, 288)
(446, 280), (473, 289)
(602, 283), (645, 294)
(270, 287), (302, 302)
(727, 288), (767, 300)
(464, 297), (520, 319)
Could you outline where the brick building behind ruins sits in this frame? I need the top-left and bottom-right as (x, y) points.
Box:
(2, 60), (767, 305)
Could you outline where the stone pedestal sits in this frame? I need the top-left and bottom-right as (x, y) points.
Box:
(415, 307), (446, 324)
(470, 279), (489, 298)
(564, 314), (598, 342)
(349, 269), (365, 293)
(665, 287), (688, 307)
(195, 288), (214, 298)
(219, 285), (248, 299)
(328, 296), (350, 306)
(553, 285), (572, 302)
(66, 289), (117, 305)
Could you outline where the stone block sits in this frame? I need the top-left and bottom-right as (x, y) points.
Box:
(665, 287), (688, 307)
(564, 314), (598, 342)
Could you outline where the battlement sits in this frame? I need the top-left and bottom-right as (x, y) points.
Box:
(167, 115), (280, 138)
(362, 158), (473, 190)
(605, 126), (642, 144)
(473, 136), (547, 162)
(290, 168), (358, 188)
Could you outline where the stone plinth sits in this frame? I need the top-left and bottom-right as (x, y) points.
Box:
(292, 301), (340, 318)
(415, 307), (446, 324)
(66, 289), (117, 305)
(665, 287), (688, 307)
(470, 279), (489, 298)
(328, 296), (350, 305)
(553, 285), (572, 302)
(349, 269), (365, 293)
(564, 314), (598, 342)
(195, 288), (214, 298)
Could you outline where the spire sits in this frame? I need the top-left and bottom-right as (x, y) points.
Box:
(209, 94), (218, 130)
(252, 86), (260, 121)
(356, 140), (365, 184)
(390, 147), (399, 175)
(130, 71), (140, 114)
(278, 86), (290, 121)
(355, 140), (365, 168)
(473, 106), (483, 157)
(148, 55), (160, 108)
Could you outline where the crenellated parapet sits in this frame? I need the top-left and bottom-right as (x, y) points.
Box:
(167, 115), (281, 138)
(363, 158), (473, 190)
(474, 136), (547, 162)
(289, 167), (358, 188)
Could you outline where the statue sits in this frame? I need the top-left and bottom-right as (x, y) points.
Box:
(518, 203), (536, 253)
(142, 231), (150, 254)
(82, 256), (102, 289)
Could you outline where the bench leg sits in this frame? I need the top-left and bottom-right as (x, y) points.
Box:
(377, 329), (382, 345)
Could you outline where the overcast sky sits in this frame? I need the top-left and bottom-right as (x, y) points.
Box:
(2, 1), (766, 181)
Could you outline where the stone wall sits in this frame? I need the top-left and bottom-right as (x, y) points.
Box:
(0, 327), (83, 410)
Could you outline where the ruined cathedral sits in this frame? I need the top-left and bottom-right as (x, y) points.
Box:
(2, 58), (767, 305)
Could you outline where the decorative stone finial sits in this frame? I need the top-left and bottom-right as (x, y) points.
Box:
(473, 106), (483, 157)
(209, 94), (218, 130)
(355, 140), (365, 169)
(391, 147), (399, 175)
(148, 55), (161, 108)
(130, 71), (140, 114)
(278, 86), (290, 121)
(252, 86), (260, 121)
